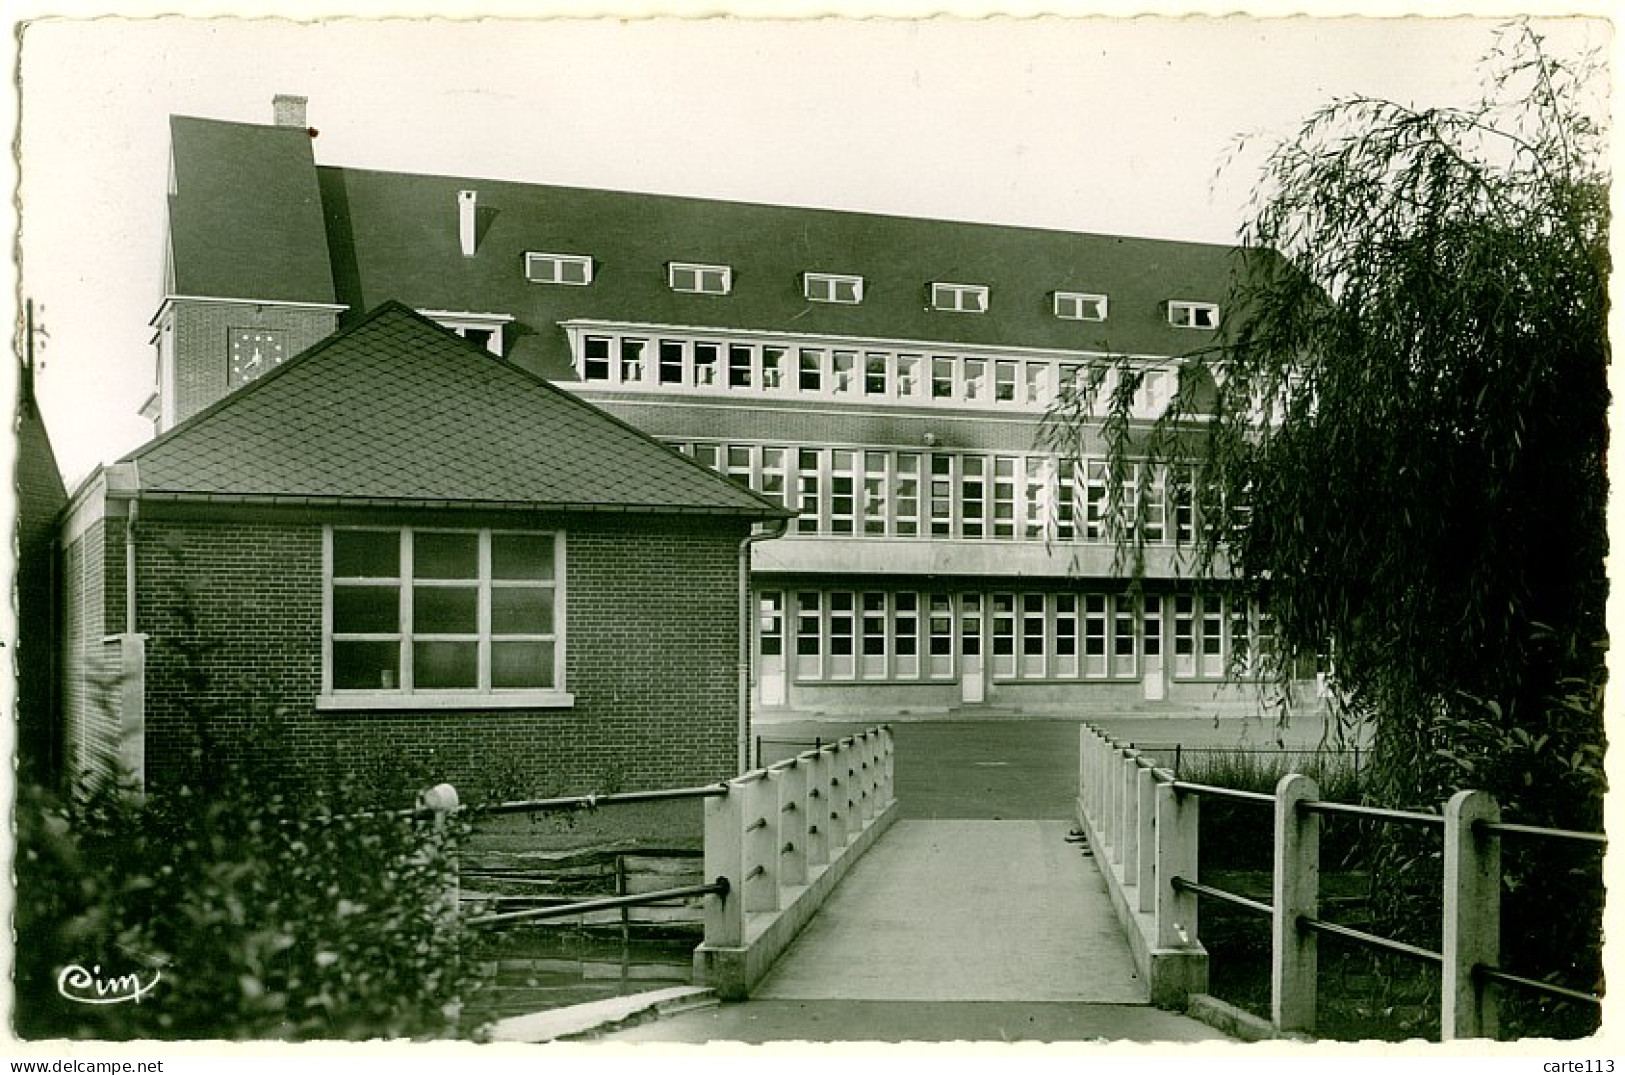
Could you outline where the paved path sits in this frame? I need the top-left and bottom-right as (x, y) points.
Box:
(755, 820), (1142, 1002)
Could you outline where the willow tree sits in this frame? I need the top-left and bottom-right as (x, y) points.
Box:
(1044, 26), (1607, 1027)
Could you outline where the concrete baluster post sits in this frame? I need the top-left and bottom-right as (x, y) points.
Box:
(1136, 765), (1157, 914)
(743, 773), (780, 913)
(802, 749), (831, 868)
(777, 760), (808, 889)
(703, 781), (746, 947)
(1155, 781), (1199, 949)
(879, 726), (896, 808)
(1443, 789), (1501, 1041)
(857, 731), (876, 824)
(1119, 753), (1139, 874)
(1272, 773), (1320, 1036)
(1087, 732), (1102, 829)
(826, 745), (849, 852)
(418, 783), (461, 924)
(1078, 726), (1088, 814)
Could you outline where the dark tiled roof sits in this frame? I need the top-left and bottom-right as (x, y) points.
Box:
(316, 166), (1251, 377)
(17, 395), (67, 550)
(126, 303), (791, 517)
(167, 116), (336, 303)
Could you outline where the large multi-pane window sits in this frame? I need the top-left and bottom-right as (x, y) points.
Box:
(326, 528), (562, 701)
(770, 589), (1253, 686)
(671, 440), (1200, 545)
(566, 327), (1199, 425)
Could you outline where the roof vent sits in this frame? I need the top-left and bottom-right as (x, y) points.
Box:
(459, 190), (478, 258)
(273, 94), (308, 128)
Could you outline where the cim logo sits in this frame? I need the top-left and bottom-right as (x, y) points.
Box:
(56, 964), (162, 1006)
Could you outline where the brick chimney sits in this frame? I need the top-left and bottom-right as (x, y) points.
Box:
(273, 94), (308, 128)
(459, 190), (478, 257)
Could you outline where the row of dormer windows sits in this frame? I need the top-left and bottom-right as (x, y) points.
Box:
(572, 330), (1179, 416)
(524, 251), (1219, 328)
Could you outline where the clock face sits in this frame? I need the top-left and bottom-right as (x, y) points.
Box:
(229, 328), (288, 387)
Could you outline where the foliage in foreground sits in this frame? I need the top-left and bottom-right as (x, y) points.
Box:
(14, 773), (471, 1041)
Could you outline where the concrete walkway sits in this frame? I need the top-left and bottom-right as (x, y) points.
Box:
(598, 819), (1228, 1042)
(756, 820), (1142, 1002)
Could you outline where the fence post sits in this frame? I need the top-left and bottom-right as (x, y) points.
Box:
(777, 760), (808, 889)
(1115, 753), (1136, 869)
(1272, 773), (1320, 1036)
(878, 726), (895, 808)
(1443, 789), (1500, 1041)
(857, 731), (876, 824)
(826, 745), (850, 851)
(1155, 781), (1199, 949)
(743, 773), (780, 913)
(803, 748), (831, 868)
(1136, 765), (1157, 914)
(418, 783), (461, 924)
(703, 781), (746, 947)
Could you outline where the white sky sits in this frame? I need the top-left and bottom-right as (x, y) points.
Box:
(9, 9), (1614, 486)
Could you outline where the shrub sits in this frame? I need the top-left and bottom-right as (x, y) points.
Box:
(14, 773), (472, 1041)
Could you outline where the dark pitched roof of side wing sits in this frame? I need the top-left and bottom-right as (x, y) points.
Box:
(125, 302), (792, 518)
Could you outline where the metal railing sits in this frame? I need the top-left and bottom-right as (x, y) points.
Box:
(432, 727), (896, 963)
(1078, 723), (1603, 1041)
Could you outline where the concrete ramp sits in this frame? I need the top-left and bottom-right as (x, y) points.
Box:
(754, 820), (1145, 1003)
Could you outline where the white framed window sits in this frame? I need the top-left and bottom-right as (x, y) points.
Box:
(804, 272), (864, 305)
(669, 261), (732, 295)
(525, 252), (594, 286)
(1054, 291), (1108, 322)
(420, 310), (512, 356)
(930, 282), (989, 313)
(1168, 300), (1220, 329)
(321, 527), (568, 710)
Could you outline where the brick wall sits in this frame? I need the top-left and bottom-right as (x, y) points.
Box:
(166, 301), (339, 424)
(133, 510), (748, 797)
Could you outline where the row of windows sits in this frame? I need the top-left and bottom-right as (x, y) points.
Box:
(670, 441), (1200, 544)
(326, 527), (563, 698)
(525, 251), (1219, 326)
(575, 329), (1177, 415)
(759, 590), (1269, 683)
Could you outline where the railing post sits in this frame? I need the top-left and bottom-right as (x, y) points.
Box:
(1136, 765), (1157, 913)
(857, 731), (876, 824)
(777, 761), (808, 888)
(743, 773), (780, 912)
(1443, 789), (1500, 1041)
(1155, 781), (1199, 949)
(418, 783), (461, 924)
(1116, 753), (1137, 870)
(704, 781), (746, 947)
(803, 748), (831, 868)
(1272, 773), (1319, 1036)
(827, 745), (850, 851)
(878, 726), (895, 808)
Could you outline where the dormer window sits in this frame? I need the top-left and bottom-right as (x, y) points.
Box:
(525, 252), (594, 286)
(931, 282), (988, 314)
(1168, 301), (1220, 329)
(804, 272), (864, 305)
(420, 310), (513, 356)
(670, 262), (732, 295)
(1054, 291), (1108, 322)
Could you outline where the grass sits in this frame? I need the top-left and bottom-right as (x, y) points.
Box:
(466, 798), (703, 856)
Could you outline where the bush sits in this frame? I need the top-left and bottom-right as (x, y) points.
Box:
(14, 774), (472, 1041)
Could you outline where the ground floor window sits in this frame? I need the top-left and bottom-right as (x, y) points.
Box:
(325, 527), (563, 703)
(764, 586), (1261, 686)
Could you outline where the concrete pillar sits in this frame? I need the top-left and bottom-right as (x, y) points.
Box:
(879, 727), (896, 808)
(827, 748), (849, 851)
(1272, 773), (1320, 1036)
(742, 774), (779, 913)
(1155, 781), (1199, 950)
(703, 783), (746, 947)
(802, 749), (831, 868)
(1443, 789), (1501, 1041)
(1136, 765), (1157, 914)
(777, 761), (808, 888)
(857, 732), (876, 824)
(1116, 753), (1137, 869)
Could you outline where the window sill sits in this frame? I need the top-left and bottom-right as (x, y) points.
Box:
(317, 691), (576, 712)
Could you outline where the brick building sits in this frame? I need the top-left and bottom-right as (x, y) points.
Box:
(146, 96), (1286, 721)
(59, 303), (791, 792)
